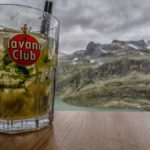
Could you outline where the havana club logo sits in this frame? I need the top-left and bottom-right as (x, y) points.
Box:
(3, 24), (44, 66)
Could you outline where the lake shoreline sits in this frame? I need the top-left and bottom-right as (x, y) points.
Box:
(55, 97), (140, 111)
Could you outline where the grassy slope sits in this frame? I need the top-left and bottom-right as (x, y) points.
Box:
(57, 57), (150, 111)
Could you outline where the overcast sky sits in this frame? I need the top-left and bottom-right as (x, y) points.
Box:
(0, 0), (150, 53)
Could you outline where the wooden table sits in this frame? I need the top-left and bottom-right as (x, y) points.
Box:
(0, 111), (150, 150)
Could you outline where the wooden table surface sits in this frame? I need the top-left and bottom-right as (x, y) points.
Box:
(0, 111), (150, 150)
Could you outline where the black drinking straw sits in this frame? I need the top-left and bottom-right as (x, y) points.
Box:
(40, 0), (53, 35)
(44, 0), (53, 14)
(40, 0), (57, 121)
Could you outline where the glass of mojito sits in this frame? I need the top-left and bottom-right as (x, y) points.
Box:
(0, 4), (59, 134)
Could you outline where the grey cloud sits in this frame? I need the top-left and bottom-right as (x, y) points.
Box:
(53, 0), (150, 53)
(0, 0), (150, 53)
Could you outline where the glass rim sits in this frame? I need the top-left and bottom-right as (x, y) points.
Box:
(0, 3), (60, 26)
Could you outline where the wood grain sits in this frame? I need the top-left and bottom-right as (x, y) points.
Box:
(0, 111), (150, 150)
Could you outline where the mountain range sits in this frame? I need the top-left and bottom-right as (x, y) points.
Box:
(59, 39), (150, 63)
(57, 40), (150, 111)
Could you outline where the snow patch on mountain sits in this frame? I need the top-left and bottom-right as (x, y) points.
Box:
(90, 59), (96, 64)
(73, 58), (79, 61)
(140, 52), (144, 56)
(128, 44), (138, 49)
(146, 46), (150, 49)
(101, 49), (108, 54)
(99, 62), (103, 66)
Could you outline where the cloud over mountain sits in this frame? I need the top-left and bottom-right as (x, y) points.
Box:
(1, 0), (150, 53)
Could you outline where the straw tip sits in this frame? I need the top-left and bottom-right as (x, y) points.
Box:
(44, 0), (53, 14)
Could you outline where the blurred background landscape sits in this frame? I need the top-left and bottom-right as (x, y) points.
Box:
(1, 0), (150, 111)
(56, 40), (150, 111)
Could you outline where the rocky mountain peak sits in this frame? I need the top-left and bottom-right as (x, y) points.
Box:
(112, 39), (147, 49)
(86, 41), (97, 50)
(134, 40), (146, 48)
(59, 40), (150, 63)
(85, 41), (99, 55)
(112, 40), (124, 44)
